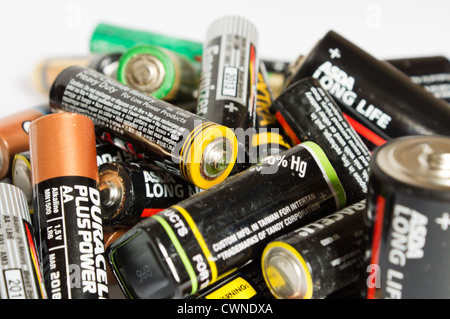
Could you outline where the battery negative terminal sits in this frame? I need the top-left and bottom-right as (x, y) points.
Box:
(99, 170), (124, 214)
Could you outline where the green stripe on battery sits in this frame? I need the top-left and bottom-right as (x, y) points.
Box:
(302, 141), (346, 209)
(152, 214), (198, 295)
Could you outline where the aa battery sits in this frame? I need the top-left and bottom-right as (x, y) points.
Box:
(0, 183), (46, 299)
(96, 142), (138, 166)
(89, 23), (203, 64)
(0, 106), (49, 180)
(188, 261), (273, 300)
(98, 161), (199, 227)
(49, 65), (238, 190)
(12, 151), (33, 213)
(363, 135), (450, 299)
(287, 31), (450, 150)
(117, 44), (200, 101)
(29, 112), (109, 299)
(197, 15), (259, 171)
(270, 77), (370, 200)
(251, 62), (291, 162)
(89, 53), (123, 79)
(107, 137), (368, 299)
(261, 199), (366, 299)
(387, 56), (450, 104)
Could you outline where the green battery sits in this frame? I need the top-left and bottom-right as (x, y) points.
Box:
(89, 23), (203, 63)
(117, 44), (200, 101)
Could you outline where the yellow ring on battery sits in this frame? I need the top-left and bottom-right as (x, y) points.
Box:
(173, 205), (218, 285)
(251, 131), (291, 149)
(261, 241), (313, 299)
(181, 123), (238, 190)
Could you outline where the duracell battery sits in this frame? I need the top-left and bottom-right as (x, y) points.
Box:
(261, 199), (366, 299)
(286, 31), (450, 150)
(49, 65), (238, 190)
(0, 106), (49, 180)
(0, 183), (47, 299)
(387, 56), (450, 104)
(98, 161), (200, 227)
(270, 77), (370, 200)
(197, 15), (259, 173)
(107, 137), (368, 299)
(29, 112), (109, 299)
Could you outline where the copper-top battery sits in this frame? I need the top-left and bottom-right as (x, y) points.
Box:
(29, 112), (108, 299)
(0, 107), (48, 180)
(29, 112), (99, 185)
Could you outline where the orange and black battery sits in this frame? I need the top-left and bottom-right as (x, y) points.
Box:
(49, 65), (238, 190)
(197, 15), (259, 173)
(29, 112), (109, 299)
(0, 105), (49, 180)
(98, 161), (200, 227)
(286, 31), (450, 151)
(387, 56), (450, 104)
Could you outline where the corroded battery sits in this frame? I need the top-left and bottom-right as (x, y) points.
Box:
(364, 135), (450, 299)
(0, 183), (46, 299)
(49, 65), (238, 190)
(287, 31), (450, 150)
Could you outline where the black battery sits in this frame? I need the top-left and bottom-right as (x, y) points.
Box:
(197, 15), (259, 172)
(187, 261), (273, 300)
(107, 136), (369, 299)
(49, 65), (238, 190)
(387, 56), (450, 104)
(287, 31), (450, 151)
(270, 77), (371, 201)
(98, 161), (199, 227)
(89, 52), (123, 79)
(261, 199), (366, 299)
(363, 135), (450, 299)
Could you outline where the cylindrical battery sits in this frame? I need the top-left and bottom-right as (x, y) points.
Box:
(107, 139), (368, 299)
(251, 62), (291, 162)
(0, 183), (47, 299)
(98, 161), (200, 227)
(0, 105), (50, 180)
(187, 261), (273, 300)
(12, 151), (33, 213)
(363, 135), (450, 299)
(197, 15), (259, 171)
(88, 53), (123, 79)
(387, 56), (450, 104)
(261, 199), (366, 299)
(49, 65), (238, 190)
(270, 77), (370, 200)
(117, 44), (200, 101)
(287, 31), (450, 150)
(89, 23), (204, 64)
(96, 142), (138, 167)
(29, 112), (109, 299)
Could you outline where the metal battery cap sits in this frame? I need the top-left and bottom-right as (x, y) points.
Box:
(98, 163), (125, 222)
(262, 241), (313, 299)
(375, 135), (450, 191)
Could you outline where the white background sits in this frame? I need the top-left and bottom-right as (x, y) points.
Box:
(1, 0), (449, 118)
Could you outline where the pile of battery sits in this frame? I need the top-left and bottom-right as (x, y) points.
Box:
(1, 15), (450, 300)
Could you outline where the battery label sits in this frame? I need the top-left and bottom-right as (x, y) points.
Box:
(55, 67), (194, 158)
(205, 277), (257, 299)
(410, 73), (450, 100)
(150, 142), (345, 296)
(369, 193), (450, 298)
(35, 176), (108, 299)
